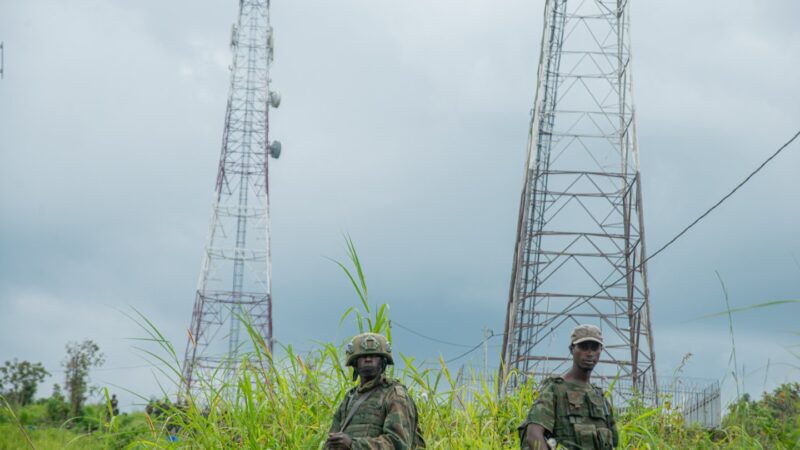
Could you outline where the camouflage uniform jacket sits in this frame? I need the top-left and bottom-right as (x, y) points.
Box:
(519, 377), (618, 450)
(327, 375), (424, 450)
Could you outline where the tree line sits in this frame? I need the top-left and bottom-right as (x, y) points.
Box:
(0, 339), (105, 419)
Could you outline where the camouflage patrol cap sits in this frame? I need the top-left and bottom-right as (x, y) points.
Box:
(345, 332), (394, 366)
(570, 324), (603, 345)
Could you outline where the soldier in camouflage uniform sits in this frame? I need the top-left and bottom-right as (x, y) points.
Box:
(519, 324), (618, 450)
(325, 332), (424, 450)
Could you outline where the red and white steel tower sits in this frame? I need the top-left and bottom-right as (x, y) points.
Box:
(499, 0), (657, 396)
(182, 0), (281, 394)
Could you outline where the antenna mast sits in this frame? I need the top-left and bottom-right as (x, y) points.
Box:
(182, 0), (282, 394)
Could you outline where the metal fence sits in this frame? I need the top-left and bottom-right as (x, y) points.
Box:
(596, 377), (720, 428)
(454, 372), (722, 428)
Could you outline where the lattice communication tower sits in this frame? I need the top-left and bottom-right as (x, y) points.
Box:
(499, 0), (657, 396)
(182, 0), (282, 394)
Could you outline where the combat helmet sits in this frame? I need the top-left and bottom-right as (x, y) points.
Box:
(345, 332), (394, 366)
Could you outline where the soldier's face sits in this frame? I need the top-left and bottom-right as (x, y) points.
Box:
(356, 354), (383, 380)
(572, 340), (601, 370)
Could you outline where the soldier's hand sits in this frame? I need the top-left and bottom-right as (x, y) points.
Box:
(523, 424), (552, 450)
(326, 432), (353, 449)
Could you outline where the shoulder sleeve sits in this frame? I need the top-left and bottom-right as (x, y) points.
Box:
(519, 380), (558, 435)
(351, 384), (416, 450)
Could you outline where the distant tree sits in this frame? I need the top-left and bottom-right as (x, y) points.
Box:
(0, 358), (50, 406)
(46, 383), (70, 423)
(62, 340), (105, 417)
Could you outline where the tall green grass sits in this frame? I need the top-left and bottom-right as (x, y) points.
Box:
(1, 317), (791, 448)
(112, 320), (775, 448)
(2, 240), (796, 448)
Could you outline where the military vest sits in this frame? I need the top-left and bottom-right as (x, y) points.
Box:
(339, 378), (425, 448)
(549, 378), (615, 449)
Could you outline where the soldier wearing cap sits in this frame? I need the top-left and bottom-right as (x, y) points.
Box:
(325, 332), (424, 450)
(519, 324), (618, 450)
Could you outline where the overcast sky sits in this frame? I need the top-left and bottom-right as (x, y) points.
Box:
(1, 0), (799, 412)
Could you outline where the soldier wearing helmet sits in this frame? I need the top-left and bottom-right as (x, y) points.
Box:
(325, 332), (425, 450)
(519, 324), (618, 449)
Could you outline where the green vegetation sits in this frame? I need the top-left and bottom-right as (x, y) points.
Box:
(1, 242), (797, 448)
(723, 382), (800, 448)
(3, 360), (799, 448)
(0, 395), (151, 449)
